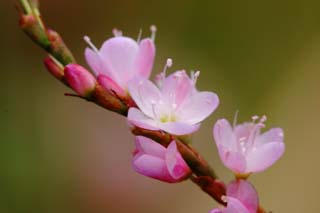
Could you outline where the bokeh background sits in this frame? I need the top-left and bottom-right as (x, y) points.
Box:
(1, 0), (320, 212)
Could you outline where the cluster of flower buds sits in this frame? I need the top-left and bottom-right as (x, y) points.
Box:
(17, 1), (285, 212)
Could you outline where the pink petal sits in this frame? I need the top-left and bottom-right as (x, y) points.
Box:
(100, 37), (139, 87)
(128, 78), (162, 118)
(84, 48), (105, 76)
(246, 141), (285, 173)
(227, 180), (258, 213)
(209, 209), (223, 213)
(132, 154), (175, 183)
(161, 70), (194, 106)
(234, 122), (254, 140)
(213, 119), (238, 151)
(217, 145), (247, 174)
(177, 91), (219, 124)
(134, 38), (155, 78)
(127, 108), (160, 131)
(134, 136), (165, 158)
(256, 128), (284, 147)
(159, 122), (200, 135)
(224, 197), (250, 213)
(165, 141), (190, 180)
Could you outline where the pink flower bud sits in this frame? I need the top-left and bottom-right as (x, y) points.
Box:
(43, 56), (64, 80)
(213, 116), (285, 176)
(132, 136), (191, 183)
(97, 74), (127, 98)
(210, 180), (259, 213)
(64, 64), (96, 97)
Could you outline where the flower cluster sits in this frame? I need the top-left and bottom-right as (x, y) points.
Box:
(17, 1), (286, 212)
(62, 29), (286, 212)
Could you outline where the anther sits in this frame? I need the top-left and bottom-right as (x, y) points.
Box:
(260, 115), (267, 123)
(162, 58), (173, 77)
(191, 70), (200, 85)
(83, 36), (99, 53)
(150, 25), (157, 42)
(112, 28), (123, 37)
(251, 115), (259, 122)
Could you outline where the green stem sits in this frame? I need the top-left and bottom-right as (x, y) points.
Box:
(19, 0), (32, 14)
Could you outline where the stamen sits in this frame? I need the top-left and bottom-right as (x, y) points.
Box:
(260, 115), (267, 123)
(162, 58), (173, 77)
(112, 28), (123, 37)
(191, 70), (200, 85)
(251, 115), (259, 122)
(83, 36), (99, 53)
(137, 29), (142, 43)
(233, 110), (239, 128)
(150, 25), (157, 42)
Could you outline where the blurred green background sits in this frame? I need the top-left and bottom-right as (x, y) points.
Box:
(1, 0), (320, 212)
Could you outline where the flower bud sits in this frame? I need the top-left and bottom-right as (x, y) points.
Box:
(43, 56), (64, 80)
(47, 29), (75, 65)
(132, 137), (191, 183)
(97, 74), (127, 98)
(64, 64), (96, 97)
(19, 14), (50, 49)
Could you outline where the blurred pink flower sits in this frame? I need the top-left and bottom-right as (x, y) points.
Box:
(64, 64), (97, 97)
(132, 136), (191, 183)
(127, 61), (219, 135)
(213, 115), (285, 175)
(210, 180), (258, 213)
(83, 27), (156, 97)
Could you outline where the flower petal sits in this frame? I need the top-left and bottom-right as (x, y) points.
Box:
(84, 48), (105, 76)
(224, 197), (250, 213)
(227, 180), (258, 213)
(246, 141), (285, 173)
(217, 145), (247, 174)
(213, 119), (238, 151)
(177, 91), (219, 124)
(100, 37), (139, 87)
(165, 141), (190, 180)
(234, 122), (254, 141)
(127, 108), (160, 131)
(134, 38), (155, 78)
(209, 209), (223, 213)
(159, 122), (200, 135)
(256, 128), (284, 147)
(161, 70), (194, 106)
(134, 136), (165, 158)
(132, 154), (174, 183)
(128, 78), (162, 118)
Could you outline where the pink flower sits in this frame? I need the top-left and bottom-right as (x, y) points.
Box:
(127, 59), (219, 135)
(83, 27), (156, 97)
(132, 136), (191, 183)
(210, 180), (259, 213)
(64, 64), (97, 97)
(213, 115), (285, 176)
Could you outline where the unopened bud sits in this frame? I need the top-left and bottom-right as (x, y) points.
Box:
(19, 14), (50, 49)
(43, 56), (64, 80)
(93, 85), (128, 116)
(97, 74), (127, 98)
(47, 29), (75, 66)
(64, 64), (96, 97)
